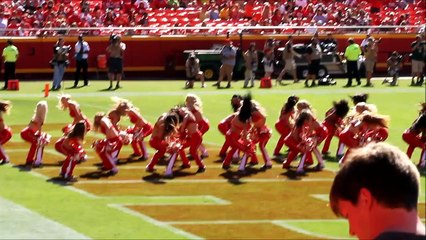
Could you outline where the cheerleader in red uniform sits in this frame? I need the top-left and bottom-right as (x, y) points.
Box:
(335, 94), (370, 158)
(402, 104), (426, 169)
(250, 100), (273, 169)
(321, 100), (350, 156)
(222, 95), (254, 170)
(145, 112), (180, 172)
(273, 95), (299, 158)
(92, 99), (129, 175)
(282, 110), (313, 171)
(126, 104), (153, 160)
(301, 116), (328, 172)
(0, 100), (12, 164)
(218, 94), (242, 158)
(20, 101), (50, 168)
(60, 121), (86, 181)
(339, 113), (389, 165)
(176, 106), (206, 173)
(55, 94), (91, 162)
(185, 94), (210, 158)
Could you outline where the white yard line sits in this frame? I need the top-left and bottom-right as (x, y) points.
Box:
(75, 178), (334, 185)
(0, 197), (89, 239)
(108, 204), (203, 240)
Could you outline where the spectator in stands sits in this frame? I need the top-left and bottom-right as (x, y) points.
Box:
(0, 13), (7, 36)
(271, 9), (283, 26)
(106, 34), (126, 89)
(185, 52), (205, 88)
(51, 37), (70, 91)
(219, 3), (230, 20)
(213, 39), (236, 88)
(364, 37), (379, 87)
(344, 38), (362, 87)
(2, 39), (19, 90)
(305, 37), (322, 87)
(313, 8), (327, 24)
(243, 0), (254, 20)
(411, 35), (426, 86)
(295, 0), (307, 8)
(73, 34), (90, 88)
(209, 5), (219, 20)
(329, 142), (426, 240)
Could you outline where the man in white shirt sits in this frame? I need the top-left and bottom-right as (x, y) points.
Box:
(73, 34), (90, 87)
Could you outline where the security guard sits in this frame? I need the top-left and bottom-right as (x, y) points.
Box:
(2, 39), (19, 90)
(344, 38), (362, 87)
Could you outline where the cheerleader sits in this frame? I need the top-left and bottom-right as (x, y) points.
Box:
(20, 101), (50, 168)
(176, 106), (206, 173)
(92, 98), (129, 175)
(250, 100), (273, 169)
(402, 104), (426, 169)
(282, 110), (313, 171)
(273, 95), (299, 158)
(321, 100), (350, 155)
(145, 112), (180, 172)
(218, 94), (242, 158)
(222, 94), (253, 170)
(57, 94), (91, 133)
(55, 94), (91, 161)
(0, 100), (12, 164)
(126, 104), (153, 160)
(60, 121), (86, 181)
(185, 94), (210, 158)
(339, 113), (389, 165)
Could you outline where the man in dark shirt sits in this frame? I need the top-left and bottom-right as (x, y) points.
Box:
(330, 142), (425, 240)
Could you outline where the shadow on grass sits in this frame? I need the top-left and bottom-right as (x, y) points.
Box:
(218, 166), (267, 185)
(13, 164), (32, 172)
(79, 170), (117, 179)
(46, 176), (76, 186)
(281, 166), (320, 180)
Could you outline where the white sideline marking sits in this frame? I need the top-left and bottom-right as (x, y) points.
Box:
(2, 86), (423, 99)
(165, 218), (350, 225)
(272, 220), (348, 240)
(0, 197), (89, 239)
(108, 204), (203, 240)
(76, 178), (334, 185)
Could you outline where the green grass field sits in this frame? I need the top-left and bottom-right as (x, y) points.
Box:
(0, 79), (425, 239)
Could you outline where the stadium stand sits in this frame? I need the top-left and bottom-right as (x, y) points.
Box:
(0, 0), (424, 36)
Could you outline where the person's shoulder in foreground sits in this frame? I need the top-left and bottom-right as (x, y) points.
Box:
(329, 142), (425, 240)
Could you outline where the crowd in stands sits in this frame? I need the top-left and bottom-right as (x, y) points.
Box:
(0, 0), (424, 36)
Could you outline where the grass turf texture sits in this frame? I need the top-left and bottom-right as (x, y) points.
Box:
(1, 79), (425, 239)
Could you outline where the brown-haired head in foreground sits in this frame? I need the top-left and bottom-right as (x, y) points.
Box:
(329, 142), (420, 217)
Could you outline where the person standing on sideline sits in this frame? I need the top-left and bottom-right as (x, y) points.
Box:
(213, 39), (236, 88)
(2, 39), (19, 90)
(185, 52), (205, 88)
(363, 38), (379, 87)
(344, 38), (362, 87)
(410, 35), (425, 86)
(106, 34), (126, 89)
(51, 38), (70, 91)
(73, 34), (90, 88)
(276, 36), (300, 85)
(243, 42), (258, 88)
(329, 142), (425, 240)
(305, 37), (321, 87)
